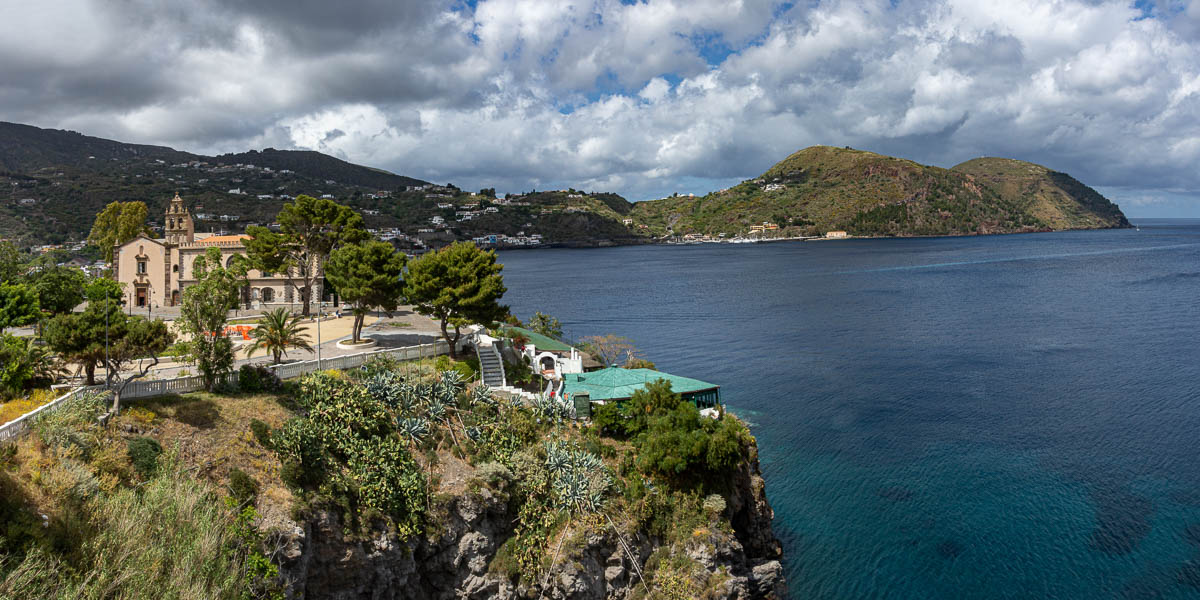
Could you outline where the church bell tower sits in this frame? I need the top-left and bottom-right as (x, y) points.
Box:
(164, 192), (194, 245)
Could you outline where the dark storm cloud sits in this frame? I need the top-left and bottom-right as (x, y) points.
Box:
(0, 0), (1197, 212)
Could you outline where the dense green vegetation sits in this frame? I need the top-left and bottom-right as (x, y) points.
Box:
(2, 350), (763, 598)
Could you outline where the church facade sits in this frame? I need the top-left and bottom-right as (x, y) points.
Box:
(112, 194), (322, 309)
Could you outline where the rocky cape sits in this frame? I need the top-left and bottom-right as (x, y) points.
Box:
(629, 146), (1131, 239)
(275, 434), (786, 600)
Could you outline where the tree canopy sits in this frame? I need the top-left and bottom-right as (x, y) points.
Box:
(0, 282), (39, 333)
(528, 312), (564, 339)
(179, 247), (246, 390)
(88, 201), (149, 262)
(402, 241), (506, 359)
(105, 316), (174, 413)
(325, 241), (406, 344)
(29, 265), (87, 316)
(579, 334), (641, 367)
(0, 241), (20, 284)
(43, 278), (127, 385)
(244, 195), (367, 317)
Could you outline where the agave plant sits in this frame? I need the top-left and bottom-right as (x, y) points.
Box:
(425, 396), (446, 421)
(544, 441), (571, 475)
(397, 416), (429, 445)
(416, 382), (435, 405)
(465, 426), (482, 442)
(396, 382), (420, 414)
(470, 384), (495, 407)
(438, 370), (465, 395)
(543, 442), (612, 514)
(365, 371), (400, 407)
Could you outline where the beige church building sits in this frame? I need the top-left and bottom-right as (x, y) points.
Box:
(112, 194), (322, 308)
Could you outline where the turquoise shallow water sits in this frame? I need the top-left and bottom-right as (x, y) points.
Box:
(496, 220), (1200, 599)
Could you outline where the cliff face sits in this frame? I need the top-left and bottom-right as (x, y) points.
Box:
(275, 446), (786, 600)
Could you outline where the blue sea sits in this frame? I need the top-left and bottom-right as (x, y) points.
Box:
(496, 220), (1200, 599)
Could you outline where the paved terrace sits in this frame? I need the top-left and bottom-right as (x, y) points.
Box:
(60, 305), (451, 383)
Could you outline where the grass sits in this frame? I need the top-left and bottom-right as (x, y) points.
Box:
(0, 389), (61, 426)
(377, 321), (413, 329)
(0, 455), (249, 600)
(120, 391), (296, 529)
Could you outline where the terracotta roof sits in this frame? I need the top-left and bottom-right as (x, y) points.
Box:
(195, 234), (250, 245)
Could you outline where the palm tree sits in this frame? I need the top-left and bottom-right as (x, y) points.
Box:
(246, 308), (313, 364)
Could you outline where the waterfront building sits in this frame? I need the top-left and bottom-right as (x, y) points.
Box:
(561, 367), (721, 409)
(111, 193), (323, 309)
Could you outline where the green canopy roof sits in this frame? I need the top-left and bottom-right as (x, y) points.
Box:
(503, 326), (574, 353)
(561, 367), (719, 402)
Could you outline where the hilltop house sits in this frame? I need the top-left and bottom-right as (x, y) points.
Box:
(112, 193), (324, 309)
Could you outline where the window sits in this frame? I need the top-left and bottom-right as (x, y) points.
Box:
(137, 260), (147, 274)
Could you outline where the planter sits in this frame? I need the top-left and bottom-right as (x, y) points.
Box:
(336, 337), (378, 350)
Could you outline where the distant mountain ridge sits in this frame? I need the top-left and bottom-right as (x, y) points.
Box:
(0, 121), (427, 190)
(0, 122), (1129, 248)
(0, 121), (442, 246)
(629, 146), (1130, 237)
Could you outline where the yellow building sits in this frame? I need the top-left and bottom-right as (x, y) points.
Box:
(112, 194), (321, 308)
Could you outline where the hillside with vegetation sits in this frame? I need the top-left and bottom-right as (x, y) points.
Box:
(628, 146), (1130, 238)
(0, 122), (648, 249)
(950, 157), (1130, 230)
(0, 358), (786, 599)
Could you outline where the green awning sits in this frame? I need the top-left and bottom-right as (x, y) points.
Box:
(561, 367), (720, 403)
(503, 326), (574, 353)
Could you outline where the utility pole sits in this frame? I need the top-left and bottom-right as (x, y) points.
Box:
(316, 299), (322, 369)
(105, 294), (110, 388)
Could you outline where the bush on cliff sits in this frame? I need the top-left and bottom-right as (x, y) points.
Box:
(271, 371), (428, 536)
(591, 378), (752, 494)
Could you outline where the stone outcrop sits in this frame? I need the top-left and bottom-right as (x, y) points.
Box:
(275, 450), (787, 599)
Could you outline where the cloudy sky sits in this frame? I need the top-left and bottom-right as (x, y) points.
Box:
(1, 0), (1198, 215)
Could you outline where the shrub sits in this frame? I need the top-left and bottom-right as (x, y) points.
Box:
(434, 355), (453, 373)
(238, 364), (281, 393)
(0, 388), (58, 426)
(127, 436), (163, 479)
(702, 494), (727, 519)
(454, 356), (480, 382)
(33, 391), (107, 458)
(472, 461), (513, 491)
(125, 406), (157, 426)
(272, 418), (326, 489)
(357, 355), (401, 381)
(227, 468), (259, 505)
(249, 418), (272, 448)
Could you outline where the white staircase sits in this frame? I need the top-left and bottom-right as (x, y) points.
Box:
(477, 342), (506, 388)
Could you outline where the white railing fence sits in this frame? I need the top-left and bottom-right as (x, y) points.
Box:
(0, 385), (106, 443)
(0, 339), (452, 443)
